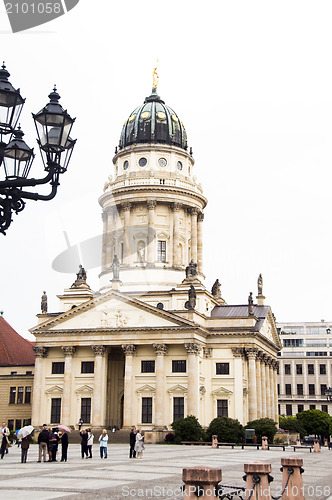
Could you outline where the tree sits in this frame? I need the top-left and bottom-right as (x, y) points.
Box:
(296, 410), (332, 439)
(279, 416), (305, 435)
(206, 417), (245, 443)
(245, 418), (278, 443)
(171, 415), (206, 443)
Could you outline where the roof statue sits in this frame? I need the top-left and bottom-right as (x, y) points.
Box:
(211, 279), (221, 299)
(185, 259), (198, 279)
(257, 273), (263, 296)
(41, 291), (47, 314)
(112, 255), (120, 281)
(71, 264), (89, 289)
(152, 65), (159, 90)
(248, 292), (254, 316)
(188, 285), (196, 310)
(77, 265), (87, 281)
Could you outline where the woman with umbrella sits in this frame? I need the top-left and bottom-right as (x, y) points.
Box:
(17, 425), (34, 463)
(57, 425), (71, 462)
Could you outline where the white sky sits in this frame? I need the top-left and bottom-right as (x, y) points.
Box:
(1, 0), (332, 340)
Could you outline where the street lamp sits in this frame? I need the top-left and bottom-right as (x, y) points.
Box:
(325, 387), (332, 401)
(0, 63), (76, 234)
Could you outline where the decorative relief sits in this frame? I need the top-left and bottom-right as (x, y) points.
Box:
(184, 343), (201, 355)
(122, 344), (136, 356)
(197, 212), (204, 222)
(153, 344), (167, 355)
(147, 200), (157, 210)
(172, 202), (182, 212)
(232, 347), (244, 358)
(61, 346), (77, 357)
(101, 309), (128, 327)
(91, 345), (108, 356)
(121, 202), (132, 212)
(190, 207), (199, 216)
(203, 348), (212, 358)
(245, 347), (258, 359)
(33, 346), (48, 358)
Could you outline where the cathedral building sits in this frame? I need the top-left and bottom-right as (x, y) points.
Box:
(31, 79), (281, 439)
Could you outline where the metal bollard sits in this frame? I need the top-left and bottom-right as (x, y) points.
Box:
(314, 439), (320, 453)
(280, 457), (304, 500)
(212, 435), (218, 449)
(244, 462), (272, 499)
(262, 436), (269, 450)
(182, 466), (222, 499)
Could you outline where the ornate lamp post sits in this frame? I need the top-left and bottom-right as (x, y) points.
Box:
(0, 63), (76, 234)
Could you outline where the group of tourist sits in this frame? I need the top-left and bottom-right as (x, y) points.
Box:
(129, 427), (144, 459)
(37, 424), (69, 462)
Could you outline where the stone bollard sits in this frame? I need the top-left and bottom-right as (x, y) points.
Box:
(244, 462), (272, 499)
(182, 466), (222, 499)
(280, 457), (304, 500)
(212, 435), (218, 449)
(262, 436), (269, 450)
(314, 439), (320, 453)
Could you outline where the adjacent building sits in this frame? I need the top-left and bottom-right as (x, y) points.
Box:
(277, 321), (332, 416)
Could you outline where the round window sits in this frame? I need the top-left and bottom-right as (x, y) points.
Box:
(139, 157), (147, 167)
(123, 160), (129, 170)
(177, 161), (183, 170)
(157, 111), (166, 120)
(141, 111), (150, 119)
(128, 114), (135, 122)
(158, 158), (167, 167)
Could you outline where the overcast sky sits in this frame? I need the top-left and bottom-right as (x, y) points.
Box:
(1, 1), (332, 340)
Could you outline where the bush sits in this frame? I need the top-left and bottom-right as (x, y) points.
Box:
(279, 416), (305, 435)
(206, 417), (245, 443)
(171, 415), (206, 442)
(245, 418), (278, 443)
(165, 432), (175, 443)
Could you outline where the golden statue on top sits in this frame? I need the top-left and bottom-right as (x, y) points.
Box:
(152, 66), (159, 89)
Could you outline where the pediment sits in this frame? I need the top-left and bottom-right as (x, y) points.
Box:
(31, 290), (196, 333)
(75, 385), (93, 394)
(136, 384), (155, 394)
(259, 311), (282, 349)
(168, 384), (188, 394)
(212, 386), (233, 396)
(46, 385), (63, 395)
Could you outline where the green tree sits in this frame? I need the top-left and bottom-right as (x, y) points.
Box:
(171, 415), (206, 443)
(245, 418), (278, 443)
(296, 410), (332, 439)
(206, 417), (245, 443)
(279, 416), (305, 435)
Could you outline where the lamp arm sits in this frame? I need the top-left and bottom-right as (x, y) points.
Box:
(17, 181), (59, 202)
(0, 169), (54, 189)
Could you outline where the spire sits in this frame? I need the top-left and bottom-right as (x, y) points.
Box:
(152, 60), (159, 91)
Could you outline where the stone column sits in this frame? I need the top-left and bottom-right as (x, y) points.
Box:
(190, 208), (199, 263)
(269, 362), (274, 420)
(91, 345), (108, 427)
(153, 344), (167, 429)
(261, 357), (267, 418)
(185, 343), (201, 417)
(122, 202), (132, 265)
(32, 346), (48, 427)
(172, 203), (182, 267)
(274, 362), (279, 422)
(197, 212), (204, 274)
(254, 355), (261, 419)
(147, 200), (157, 265)
(101, 211), (108, 270)
(232, 348), (244, 424)
(122, 344), (136, 428)
(246, 348), (258, 421)
(61, 346), (76, 425)
(265, 359), (271, 418)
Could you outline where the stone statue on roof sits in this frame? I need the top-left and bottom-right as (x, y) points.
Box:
(185, 259), (198, 279)
(248, 292), (254, 316)
(77, 265), (87, 281)
(257, 273), (263, 295)
(112, 255), (120, 281)
(211, 279), (221, 299)
(188, 285), (196, 310)
(41, 291), (47, 314)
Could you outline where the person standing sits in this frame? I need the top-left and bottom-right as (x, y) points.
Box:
(78, 418), (83, 431)
(49, 429), (60, 462)
(21, 435), (32, 463)
(98, 429), (108, 458)
(80, 429), (88, 459)
(135, 429), (144, 459)
(129, 427), (136, 458)
(87, 429), (94, 458)
(38, 424), (49, 462)
(0, 422), (9, 459)
(60, 431), (68, 462)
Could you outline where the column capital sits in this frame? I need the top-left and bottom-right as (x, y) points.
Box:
(33, 346), (48, 358)
(147, 200), (157, 210)
(203, 347), (212, 358)
(153, 344), (167, 355)
(172, 202), (182, 212)
(122, 344), (136, 356)
(232, 347), (245, 358)
(62, 346), (77, 357)
(121, 201), (132, 211)
(197, 212), (204, 222)
(190, 207), (200, 216)
(185, 343), (201, 355)
(91, 345), (108, 356)
(245, 347), (258, 359)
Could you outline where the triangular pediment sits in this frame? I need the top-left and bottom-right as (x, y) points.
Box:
(168, 384), (188, 394)
(46, 385), (63, 394)
(258, 310), (282, 349)
(31, 290), (197, 333)
(136, 384), (155, 394)
(75, 385), (93, 394)
(212, 386), (233, 396)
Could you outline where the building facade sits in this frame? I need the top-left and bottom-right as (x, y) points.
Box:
(277, 321), (332, 416)
(31, 82), (281, 436)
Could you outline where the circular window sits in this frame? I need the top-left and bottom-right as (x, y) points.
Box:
(158, 158), (167, 167)
(177, 161), (183, 170)
(123, 160), (129, 170)
(172, 114), (179, 122)
(141, 111), (150, 119)
(157, 111), (166, 119)
(139, 157), (147, 167)
(128, 114), (135, 122)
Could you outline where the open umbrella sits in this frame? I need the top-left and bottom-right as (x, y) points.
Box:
(17, 425), (34, 439)
(57, 424), (71, 433)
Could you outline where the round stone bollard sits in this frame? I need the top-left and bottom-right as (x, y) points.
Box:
(182, 466), (222, 499)
(280, 457), (304, 500)
(244, 462), (272, 499)
(262, 436), (269, 450)
(314, 439), (321, 453)
(212, 435), (218, 448)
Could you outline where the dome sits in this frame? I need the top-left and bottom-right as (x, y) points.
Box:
(119, 88), (188, 150)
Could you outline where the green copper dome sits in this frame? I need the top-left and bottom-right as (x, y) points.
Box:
(119, 88), (188, 150)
